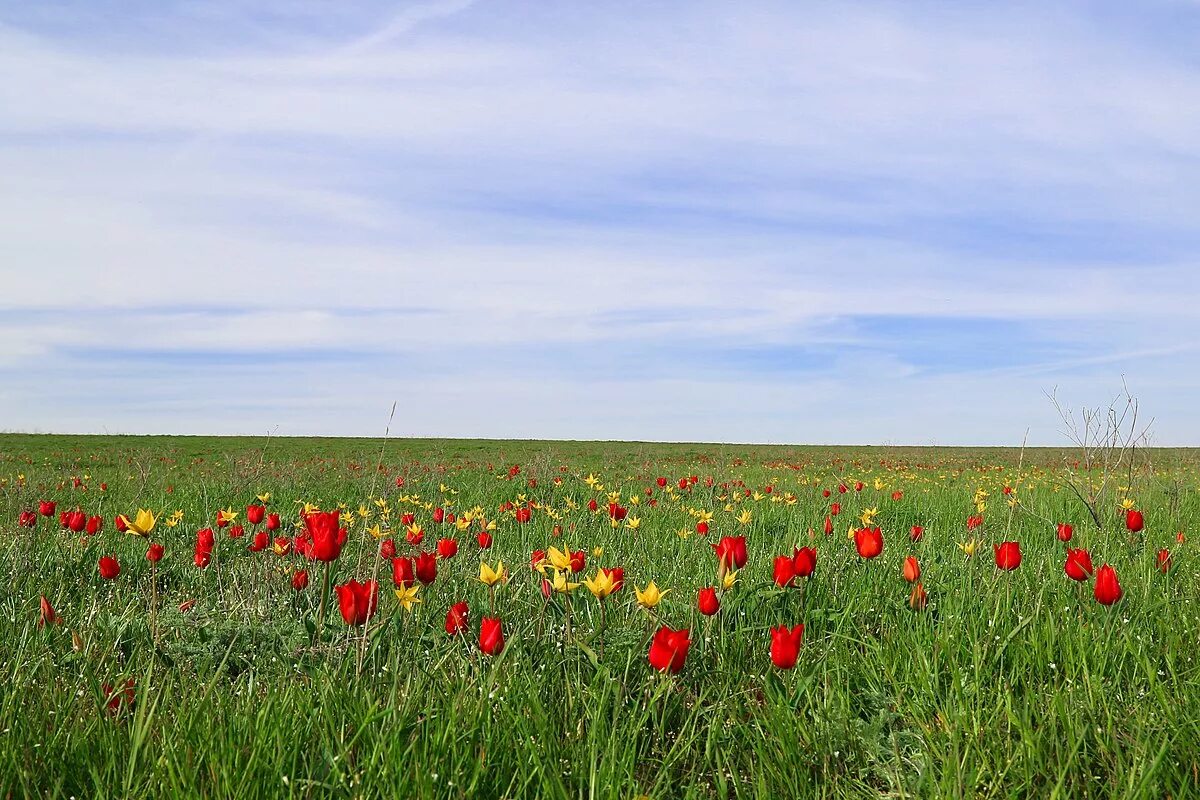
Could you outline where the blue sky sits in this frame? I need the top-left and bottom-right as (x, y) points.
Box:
(1, 0), (1199, 444)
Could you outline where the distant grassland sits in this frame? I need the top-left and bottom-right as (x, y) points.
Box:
(1, 434), (1199, 799)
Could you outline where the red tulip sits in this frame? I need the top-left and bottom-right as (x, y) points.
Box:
(994, 541), (1021, 571)
(569, 550), (586, 574)
(712, 536), (748, 569)
(193, 528), (215, 569)
(1094, 564), (1122, 605)
(854, 481), (864, 492)
(265, 513), (281, 531)
(303, 511), (346, 562)
(902, 556), (920, 583)
(114, 514), (128, 532)
(59, 511), (70, 529)
(769, 624), (804, 669)
(1056, 523), (1073, 542)
(415, 551), (438, 585)
(438, 537), (459, 559)
(514, 507), (532, 524)
(647, 626), (690, 674)
(379, 538), (397, 559)
(67, 510), (86, 532)
(531, 550), (546, 570)
(1125, 509), (1144, 533)
(401, 513), (416, 526)
(146, 543), (164, 562)
(587, 499), (599, 513)
(38, 500), (56, 517)
(98, 555), (120, 580)
(823, 516), (833, 536)
(608, 503), (628, 522)
(18, 510), (37, 528)
(102, 678), (136, 714)
(1064, 548), (1093, 581)
(656, 477), (668, 488)
(37, 595), (61, 628)
(837, 483), (847, 494)
(335, 579), (379, 626)
(432, 507), (445, 524)
(822, 489), (831, 498)
(273, 536), (292, 556)
(698, 587), (720, 616)
(967, 515), (984, 530)
(445, 601), (469, 635)
(1156, 548), (1172, 574)
(392, 556), (415, 588)
(86, 515), (103, 535)
(909, 582), (928, 610)
(601, 566), (625, 593)
(227, 525), (245, 539)
(792, 546), (816, 578)
(476, 531), (493, 549)
(891, 491), (904, 501)
(406, 527), (425, 547)
(291, 570), (309, 590)
(830, 502), (841, 517)
(910, 525), (924, 542)
(773, 555), (796, 588)
(854, 527), (883, 559)
(480, 617), (505, 655)
(695, 521), (709, 535)
(246, 504), (265, 526)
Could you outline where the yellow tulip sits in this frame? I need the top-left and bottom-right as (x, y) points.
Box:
(583, 569), (616, 599)
(546, 546), (573, 571)
(125, 508), (157, 536)
(635, 581), (669, 609)
(479, 561), (506, 587)
(550, 569), (580, 594)
(394, 584), (422, 611)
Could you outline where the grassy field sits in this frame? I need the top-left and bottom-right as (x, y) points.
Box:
(1, 434), (1198, 799)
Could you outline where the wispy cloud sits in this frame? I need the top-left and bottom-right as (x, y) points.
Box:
(1, 0), (1198, 443)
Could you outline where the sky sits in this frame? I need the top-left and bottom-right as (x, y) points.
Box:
(1, 0), (1198, 445)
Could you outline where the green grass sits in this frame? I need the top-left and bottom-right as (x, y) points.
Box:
(1, 434), (1199, 798)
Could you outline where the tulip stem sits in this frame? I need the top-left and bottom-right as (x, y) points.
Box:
(598, 599), (606, 659)
(316, 561), (331, 639)
(150, 561), (159, 647)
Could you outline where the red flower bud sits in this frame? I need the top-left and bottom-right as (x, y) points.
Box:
(769, 624), (804, 670)
(98, 555), (121, 580)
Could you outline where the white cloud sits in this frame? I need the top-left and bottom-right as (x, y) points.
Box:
(1, 1), (1198, 442)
